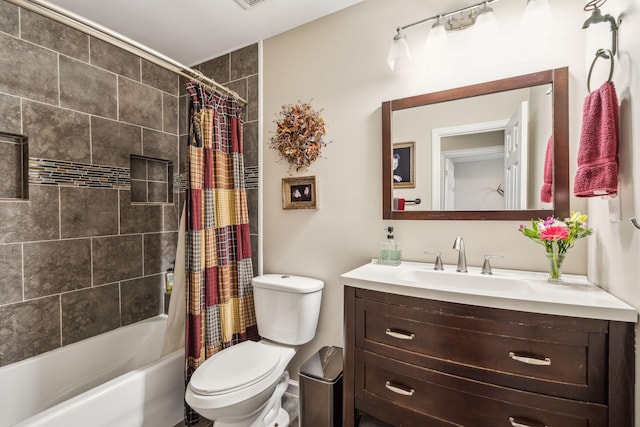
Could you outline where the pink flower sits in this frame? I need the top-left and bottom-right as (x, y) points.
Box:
(540, 225), (569, 241)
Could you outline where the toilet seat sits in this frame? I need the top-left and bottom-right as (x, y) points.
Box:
(189, 341), (281, 396)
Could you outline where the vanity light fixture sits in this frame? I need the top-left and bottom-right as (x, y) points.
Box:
(390, 0), (538, 71)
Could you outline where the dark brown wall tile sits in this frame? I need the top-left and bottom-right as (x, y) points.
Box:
(60, 56), (117, 119)
(60, 187), (118, 238)
(0, 296), (60, 367)
(91, 117), (142, 168)
(0, 33), (58, 105)
(61, 284), (120, 345)
(131, 180), (147, 202)
(0, 1), (19, 36)
(119, 190), (163, 234)
(247, 74), (259, 122)
(23, 100), (91, 163)
(163, 93), (178, 135)
(148, 159), (168, 181)
(90, 37), (141, 81)
(251, 234), (258, 278)
(21, 9), (88, 61)
(178, 95), (188, 136)
(0, 185), (59, 244)
(148, 182), (167, 202)
(247, 188), (258, 235)
(92, 234), (143, 285)
(198, 54), (230, 84)
(24, 239), (91, 299)
(0, 93), (22, 134)
(163, 198), (180, 232)
(230, 44), (258, 80)
(0, 141), (23, 199)
(143, 129), (178, 166)
(226, 79), (247, 102)
(243, 121), (258, 167)
(179, 134), (188, 175)
(121, 275), (163, 325)
(130, 156), (147, 179)
(142, 60), (179, 96)
(143, 232), (178, 275)
(118, 78), (163, 130)
(0, 243), (22, 305)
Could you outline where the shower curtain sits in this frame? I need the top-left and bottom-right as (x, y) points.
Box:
(184, 81), (258, 425)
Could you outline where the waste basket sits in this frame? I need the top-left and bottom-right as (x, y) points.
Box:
(299, 346), (343, 427)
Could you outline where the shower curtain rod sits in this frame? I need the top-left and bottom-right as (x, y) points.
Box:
(6, 0), (247, 105)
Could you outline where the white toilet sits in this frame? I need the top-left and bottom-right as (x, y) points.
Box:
(185, 274), (324, 427)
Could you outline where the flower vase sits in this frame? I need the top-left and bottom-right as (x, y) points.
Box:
(545, 251), (565, 283)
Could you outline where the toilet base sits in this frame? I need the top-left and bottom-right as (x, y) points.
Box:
(212, 407), (289, 427)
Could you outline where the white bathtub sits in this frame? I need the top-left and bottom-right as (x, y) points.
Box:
(0, 315), (185, 427)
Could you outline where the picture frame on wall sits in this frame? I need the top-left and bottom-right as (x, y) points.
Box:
(282, 176), (318, 209)
(393, 141), (415, 189)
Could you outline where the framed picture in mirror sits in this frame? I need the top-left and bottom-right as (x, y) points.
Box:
(282, 176), (317, 209)
(393, 141), (415, 189)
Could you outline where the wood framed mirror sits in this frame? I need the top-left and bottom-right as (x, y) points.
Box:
(382, 67), (569, 220)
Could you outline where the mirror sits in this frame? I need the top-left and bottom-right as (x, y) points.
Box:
(382, 68), (569, 220)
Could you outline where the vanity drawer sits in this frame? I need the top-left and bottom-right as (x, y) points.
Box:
(355, 291), (608, 402)
(355, 349), (608, 427)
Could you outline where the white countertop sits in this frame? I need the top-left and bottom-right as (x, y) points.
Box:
(340, 260), (638, 323)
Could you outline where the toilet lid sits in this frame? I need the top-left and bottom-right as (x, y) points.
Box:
(189, 341), (281, 396)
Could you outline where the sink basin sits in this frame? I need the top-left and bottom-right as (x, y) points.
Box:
(396, 268), (533, 295)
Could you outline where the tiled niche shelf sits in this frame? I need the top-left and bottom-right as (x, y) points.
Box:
(130, 155), (174, 205)
(0, 132), (29, 201)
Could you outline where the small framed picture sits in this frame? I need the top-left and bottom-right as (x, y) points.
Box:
(393, 141), (415, 189)
(282, 176), (318, 210)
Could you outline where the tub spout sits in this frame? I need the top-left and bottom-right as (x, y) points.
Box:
(452, 236), (467, 273)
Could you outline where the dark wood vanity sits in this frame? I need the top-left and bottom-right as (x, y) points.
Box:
(343, 286), (635, 426)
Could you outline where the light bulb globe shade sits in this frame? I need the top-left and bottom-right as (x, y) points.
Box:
(387, 30), (413, 71)
(424, 20), (448, 57)
(523, 0), (551, 28)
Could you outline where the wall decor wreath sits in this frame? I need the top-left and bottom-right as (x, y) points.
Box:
(269, 101), (327, 172)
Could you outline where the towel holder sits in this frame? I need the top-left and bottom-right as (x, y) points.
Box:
(582, 0), (621, 56)
(587, 48), (614, 92)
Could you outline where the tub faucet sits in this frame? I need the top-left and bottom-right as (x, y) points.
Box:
(452, 236), (467, 273)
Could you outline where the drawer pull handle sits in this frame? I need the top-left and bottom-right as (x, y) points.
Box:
(385, 381), (415, 396)
(385, 328), (415, 340)
(509, 416), (548, 427)
(508, 352), (551, 366)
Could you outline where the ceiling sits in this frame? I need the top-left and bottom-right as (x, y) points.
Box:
(42, 0), (365, 66)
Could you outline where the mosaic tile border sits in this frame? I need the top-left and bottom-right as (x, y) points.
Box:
(29, 158), (130, 189)
(28, 159), (255, 193)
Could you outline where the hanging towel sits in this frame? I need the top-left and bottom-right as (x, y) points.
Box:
(540, 136), (553, 203)
(574, 81), (619, 197)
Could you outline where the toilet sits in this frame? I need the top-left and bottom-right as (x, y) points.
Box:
(185, 274), (324, 427)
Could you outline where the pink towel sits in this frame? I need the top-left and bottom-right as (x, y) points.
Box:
(540, 136), (553, 203)
(574, 81), (619, 197)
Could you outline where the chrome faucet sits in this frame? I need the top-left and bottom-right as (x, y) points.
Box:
(452, 236), (467, 273)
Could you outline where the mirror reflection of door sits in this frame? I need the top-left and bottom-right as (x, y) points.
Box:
(504, 101), (529, 209)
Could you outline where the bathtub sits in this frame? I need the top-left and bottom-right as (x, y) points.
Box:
(0, 315), (185, 427)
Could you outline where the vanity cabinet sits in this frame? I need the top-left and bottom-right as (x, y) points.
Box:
(343, 287), (635, 427)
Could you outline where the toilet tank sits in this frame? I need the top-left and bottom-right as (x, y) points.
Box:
(252, 274), (323, 346)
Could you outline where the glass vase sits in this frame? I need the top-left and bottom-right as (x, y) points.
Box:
(545, 251), (565, 283)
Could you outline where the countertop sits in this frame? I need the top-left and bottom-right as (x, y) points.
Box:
(340, 260), (638, 322)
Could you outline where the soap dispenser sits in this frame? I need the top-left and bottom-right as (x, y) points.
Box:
(380, 226), (401, 266)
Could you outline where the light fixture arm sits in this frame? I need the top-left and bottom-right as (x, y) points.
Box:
(397, 0), (498, 32)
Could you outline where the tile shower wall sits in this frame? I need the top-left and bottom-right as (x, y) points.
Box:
(0, 1), (181, 367)
(184, 43), (260, 276)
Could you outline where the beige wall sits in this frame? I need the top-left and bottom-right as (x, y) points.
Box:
(585, 0), (640, 424)
(261, 0), (634, 402)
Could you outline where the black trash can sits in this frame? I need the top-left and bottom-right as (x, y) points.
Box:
(299, 346), (343, 427)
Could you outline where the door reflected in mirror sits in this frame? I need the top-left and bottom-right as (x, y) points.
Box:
(382, 68), (569, 221)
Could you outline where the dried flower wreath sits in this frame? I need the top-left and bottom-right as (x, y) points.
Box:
(269, 101), (327, 172)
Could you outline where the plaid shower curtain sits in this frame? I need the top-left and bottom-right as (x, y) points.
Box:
(184, 82), (258, 424)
